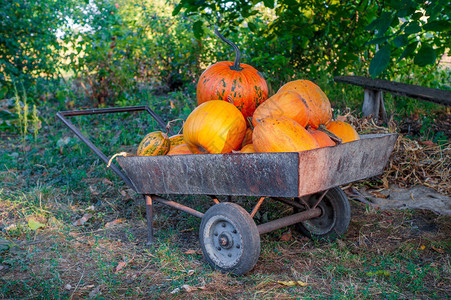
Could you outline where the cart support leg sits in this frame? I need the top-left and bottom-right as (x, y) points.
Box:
(144, 195), (154, 246)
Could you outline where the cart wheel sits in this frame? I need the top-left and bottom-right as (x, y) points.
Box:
(199, 202), (260, 276)
(295, 187), (351, 241)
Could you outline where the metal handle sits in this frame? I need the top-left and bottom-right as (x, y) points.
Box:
(57, 106), (172, 192)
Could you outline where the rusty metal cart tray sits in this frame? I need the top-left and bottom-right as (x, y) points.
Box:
(117, 133), (398, 197)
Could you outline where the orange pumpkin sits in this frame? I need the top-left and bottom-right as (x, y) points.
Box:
(196, 29), (268, 118)
(166, 144), (192, 155)
(241, 128), (253, 147)
(277, 80), (331, 129)
(169, 134), (185, 147)
(252, 91), (309, 127)
(240, 144), (256, 153)
(137, 131), (170, 156)
(326, 121), (360, 143)
(308, 129), (335, 148)
(252, 116), (319, 153)
(183, 100), (247, 154)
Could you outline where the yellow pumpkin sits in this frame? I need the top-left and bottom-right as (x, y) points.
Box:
(277, 80), (332, 129)
(183, 100), (247, 154)
(240, 144), (256, 153)
(252, 91), (309, 127)
(253, 116), (319, 153)
(326, 121), (360, 143)
(169, 134), (185, 147)
(137, 131), (170, 156)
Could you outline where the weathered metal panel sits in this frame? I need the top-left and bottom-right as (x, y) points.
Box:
(117, 133), (398, 197)
(117, 152), (300, 197)
(297, 133), (398, 196)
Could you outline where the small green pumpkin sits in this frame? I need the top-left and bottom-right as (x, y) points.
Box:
(137, 131), (170, 156)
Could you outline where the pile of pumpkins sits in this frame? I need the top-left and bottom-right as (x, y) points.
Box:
(137, 32), (359, 157)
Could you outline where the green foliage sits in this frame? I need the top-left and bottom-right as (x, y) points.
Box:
(366, 0), (451, 77)
(72, 0), (206, 106)
(173, 0), (450, 80)
(0, 0), (78, 96)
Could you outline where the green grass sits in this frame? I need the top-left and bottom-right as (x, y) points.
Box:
(1, 88), (450, 299)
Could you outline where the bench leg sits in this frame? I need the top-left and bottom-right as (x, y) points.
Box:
(144, 194), (154, 247)
(363, 89), (387, 122)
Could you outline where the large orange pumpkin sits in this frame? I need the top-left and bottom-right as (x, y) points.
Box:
(326, 121), (360, 143)
(308, 129), (335, 148)
(252, 91), (309, 127)
(183, 100), (247, 154)
(196, 28), (268, 118)
(277, 80), (331, 129)
(166, 144), (192, 155)
(252, 116), (319, 153)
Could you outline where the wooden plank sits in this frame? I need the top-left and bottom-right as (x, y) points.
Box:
(363, 89), (387, 122)
(116, 133), (398, 198)
(334, 76), (451, 107)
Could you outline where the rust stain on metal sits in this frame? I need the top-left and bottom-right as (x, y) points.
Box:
(117, 133), (398, 198)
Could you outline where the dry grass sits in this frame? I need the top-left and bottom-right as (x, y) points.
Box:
(343, 114), (451, 196)
(1, 165), (450, 299)
(1, 107), (450, 299)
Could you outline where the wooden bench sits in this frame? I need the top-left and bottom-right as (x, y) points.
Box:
(334, 76), (451, 122)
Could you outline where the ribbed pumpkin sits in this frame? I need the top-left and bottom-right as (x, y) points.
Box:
(277, 80), (331, 129)
(137, 131), (170, 156)
(183, 100), (247, 154)
(166, 144), (192, 155)
(196, 28), (268, 118)
(308, 129), (335, 148)
(253, 116), (319, 153)
(169, 134), (185, 147)
(240, 144), (256, 153)
(326, 121), (360, 143)
(252, 91), (309, 127)
(241, 128), (253, 147)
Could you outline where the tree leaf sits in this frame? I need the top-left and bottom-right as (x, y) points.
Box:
(366, 35), (392, 45)
(193, 21), (204, 40)
(28, 218), (45, 231)
(248, 22), (257, 33)
(405, 21), (422, 35)
(365, 12), (393, 34)
(172, 4), (183, 16)
(397, 41), (418, 62)
(423, 20), (451, 32)
(276, 280), (308, 287)
(369, 45), (391, 78)
(414, 45), (436, 67)
(393, 35), (409, 48)
(263, 0), (275, 8)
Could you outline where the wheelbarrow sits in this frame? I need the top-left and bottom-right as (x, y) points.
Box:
(57, 106), (398, 275)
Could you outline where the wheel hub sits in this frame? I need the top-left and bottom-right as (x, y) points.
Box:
(218, 232), (234, 249)
(202, 217), (244, 268)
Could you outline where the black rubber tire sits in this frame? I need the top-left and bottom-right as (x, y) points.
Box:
(295, 187), (351, 241)
(199, 202), (260, 276)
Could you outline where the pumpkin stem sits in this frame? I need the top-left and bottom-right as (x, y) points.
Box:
(107, 152), (129, 168)
(166, 118), (185, 135)
(317, 124), (343, 145)
(246, 117), (254, 130)
(214, 27), (243, 71)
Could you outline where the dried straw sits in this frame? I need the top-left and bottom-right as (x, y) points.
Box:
(339, 113), (450, 196)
